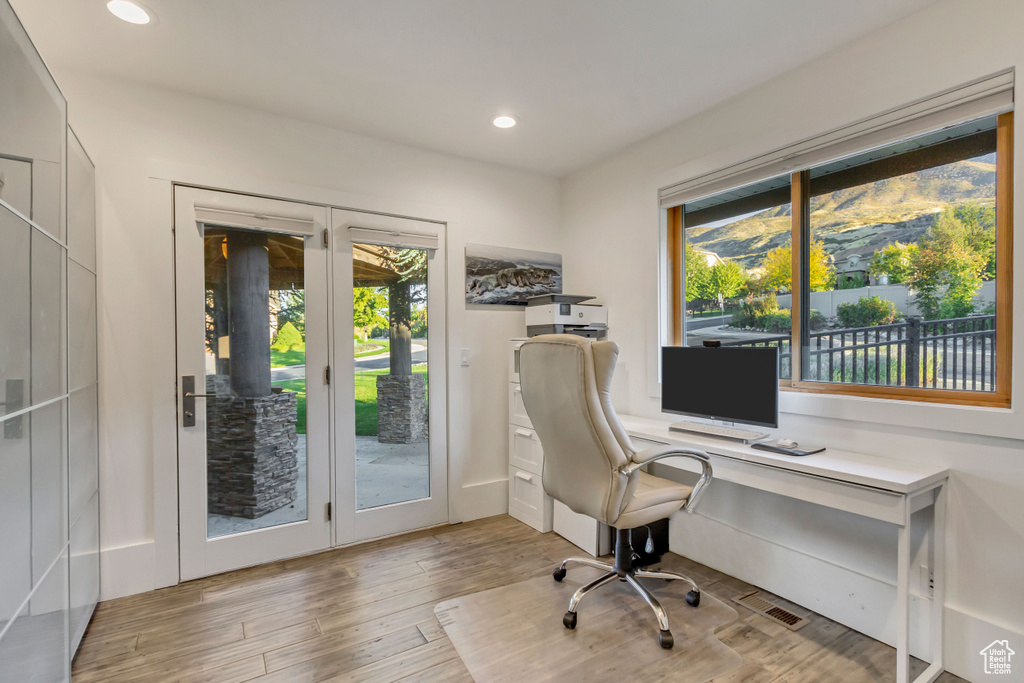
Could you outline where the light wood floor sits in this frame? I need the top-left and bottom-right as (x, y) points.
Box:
(73, 515), (964, 682)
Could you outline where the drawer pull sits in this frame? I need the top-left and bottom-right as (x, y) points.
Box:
(515, 428), (533, 438)
(514, 471), (534, 483)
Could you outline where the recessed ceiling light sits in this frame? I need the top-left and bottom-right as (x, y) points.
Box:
(493, 115), (517, 129)
(107, 0), (152, 25)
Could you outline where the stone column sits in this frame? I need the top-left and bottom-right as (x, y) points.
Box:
(226, 231), (271, 398)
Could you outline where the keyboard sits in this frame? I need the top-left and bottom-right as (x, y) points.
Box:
(668, 420), (768, 444)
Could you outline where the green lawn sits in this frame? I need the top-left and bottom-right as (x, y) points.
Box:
(272, 378), (307, 435)
(271, 347), (306, 368)
(355, 366), (428, 436)
(355, 340), (390, 358)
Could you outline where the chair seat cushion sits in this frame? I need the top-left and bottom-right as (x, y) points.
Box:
(613, 471), (694, 529)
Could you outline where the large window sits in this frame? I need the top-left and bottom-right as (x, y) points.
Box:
(668, 112), (1012, 406)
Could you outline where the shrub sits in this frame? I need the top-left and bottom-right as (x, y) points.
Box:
(836, 273), (867, 290)
(836, 296), (898, 328)
(806, 349), (940, 386)
(733, 294), (780, 328)
(272, 321), (304, 351)
(809, 310), (826, 331)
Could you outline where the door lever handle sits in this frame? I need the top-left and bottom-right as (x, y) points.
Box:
(181, 376), (217, 427)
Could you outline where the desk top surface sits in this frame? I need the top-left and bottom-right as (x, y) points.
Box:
(619, 414), (948, 495)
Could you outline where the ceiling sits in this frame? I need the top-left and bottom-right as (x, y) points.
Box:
(12, 0), (941, 177)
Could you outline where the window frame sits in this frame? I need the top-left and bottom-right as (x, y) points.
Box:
(668, 111), (1013, 408)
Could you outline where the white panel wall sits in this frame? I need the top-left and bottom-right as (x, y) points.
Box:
(49, 68), (561, 599)
(561, 0), (1024, 679)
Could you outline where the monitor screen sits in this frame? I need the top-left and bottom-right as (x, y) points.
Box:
(661, 346), (779, 429)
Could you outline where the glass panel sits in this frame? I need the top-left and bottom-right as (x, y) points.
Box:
(31, 229), (65, 405)
(0, 545), (70, 683)
(353, 243), (429, 510)
(203, 227), (308, 538)
(682, 176), (793, 379)
(805, 120), (997, 391)
(0, 401), (67, 633)
(69, 386), (99, 518)
(0, 205), (31, 418)
(69, 491), (100, 653)
(31, 401), (67, 587)
(0, 2), (66, 241)
(0, 404), (32, 625)
(68, 261), (97, 391)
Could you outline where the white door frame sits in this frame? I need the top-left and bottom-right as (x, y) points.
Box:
(331, 208), (448, 545)
(174, 185), (332, 580)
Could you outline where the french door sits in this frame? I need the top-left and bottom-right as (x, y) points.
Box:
(332, 209), (447, 544)
(174, 186), (331, 580)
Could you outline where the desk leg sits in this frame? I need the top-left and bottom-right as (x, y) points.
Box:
(897, 504), (911, 683)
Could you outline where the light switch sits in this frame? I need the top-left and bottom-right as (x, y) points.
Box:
(460, 348), (470, 366)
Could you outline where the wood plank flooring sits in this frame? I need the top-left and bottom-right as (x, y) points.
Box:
(73, 515), (965, 682)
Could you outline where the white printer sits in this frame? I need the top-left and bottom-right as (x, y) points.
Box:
(525, 294), (607, 339)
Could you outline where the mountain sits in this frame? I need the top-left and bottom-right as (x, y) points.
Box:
(686, 156), (996, 270)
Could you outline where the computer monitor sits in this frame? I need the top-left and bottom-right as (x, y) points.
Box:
(661, 346), (779, 429)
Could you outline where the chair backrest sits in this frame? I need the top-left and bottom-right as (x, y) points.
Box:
(518, 334), (638, 525)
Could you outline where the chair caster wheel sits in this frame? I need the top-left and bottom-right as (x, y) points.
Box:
(686, 590), (701, 607)
(659, 630), (674, 649)
(563, 611), (577, 629)
(552, 567), (566, 582)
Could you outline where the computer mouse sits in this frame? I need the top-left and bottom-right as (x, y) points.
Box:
(777, 439), (798, 448)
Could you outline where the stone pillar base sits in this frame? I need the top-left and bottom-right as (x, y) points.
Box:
(376, 374), (428, 444)
(206, 383), (299, 519)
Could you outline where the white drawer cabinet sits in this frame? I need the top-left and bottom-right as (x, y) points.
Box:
(508, 466), (553, 532)
(509, 425), (544, 475)
(508, 338), (551, 531)
(508, 383), (532, 429)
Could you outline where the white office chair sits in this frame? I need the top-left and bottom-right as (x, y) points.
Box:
(518, 334), (713, 649)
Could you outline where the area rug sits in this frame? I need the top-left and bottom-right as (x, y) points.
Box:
(435, 566), (743, 682)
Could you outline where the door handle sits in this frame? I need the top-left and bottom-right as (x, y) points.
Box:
(181, 375), (214, 427)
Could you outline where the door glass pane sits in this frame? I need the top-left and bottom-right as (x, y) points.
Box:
(204, 227), (308, 538)
(353, 243), (429, 510)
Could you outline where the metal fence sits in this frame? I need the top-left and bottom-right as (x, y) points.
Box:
(723, 315), (996, 392)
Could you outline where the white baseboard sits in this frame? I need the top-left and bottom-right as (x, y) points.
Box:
(945, 604), (1024, 682)
(671, 512), (1023, 683)
(456, 478), (509, 522)
(100, 540), (155, 601)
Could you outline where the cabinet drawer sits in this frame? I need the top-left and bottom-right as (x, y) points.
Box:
(508, 383), (532, 428)
(508, 466), (552, 532)
(509, 425), (544, 475)
(509, 338), (527, 383)
(553, 500), (610, 557)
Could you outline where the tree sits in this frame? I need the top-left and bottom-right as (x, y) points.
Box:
(353, 287), (388, 338)
(275, 290), (306, 335)
(683, 243), (712, 303)
(759, 241), (834, 292)
(271, 321), (304, 351)
(907, 202), (991, 320)
(708, 260), (746, 299)
(869, 242), (919, 283)
(927, 203), (996, 279)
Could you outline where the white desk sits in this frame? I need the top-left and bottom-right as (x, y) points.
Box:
(619, 414), (948, 683)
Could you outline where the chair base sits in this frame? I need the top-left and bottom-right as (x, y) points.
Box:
(552, 527), (700, 649)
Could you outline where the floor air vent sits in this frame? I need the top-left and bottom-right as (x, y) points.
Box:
(733, 591), (808, 631)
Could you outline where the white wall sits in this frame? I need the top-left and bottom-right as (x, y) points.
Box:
(562, 0), (1024, 680)
(51, 69), (560, 600)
